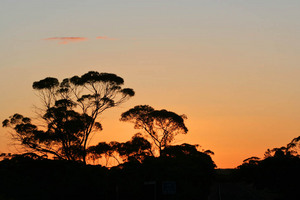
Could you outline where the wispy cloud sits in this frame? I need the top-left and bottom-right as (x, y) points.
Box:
(44, 37), (87, 44)
(96, 36), (117, 40)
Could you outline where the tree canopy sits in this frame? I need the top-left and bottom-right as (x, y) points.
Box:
(87, 133), (152, 166)
(120, 105), (188, 156)
(3, 71), (134, 163)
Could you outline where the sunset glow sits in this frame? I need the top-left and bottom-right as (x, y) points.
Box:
(1, 1), (300, 168)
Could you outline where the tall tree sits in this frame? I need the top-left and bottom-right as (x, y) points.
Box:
(3, 71), (134, 163)
(120, 105), (188, 156)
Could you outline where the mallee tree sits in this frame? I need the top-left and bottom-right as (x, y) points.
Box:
(120, 105), (188, 156)
(2, 71), (134, 163)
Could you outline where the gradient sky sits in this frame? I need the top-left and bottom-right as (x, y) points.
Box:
(1, 0), (300, 168)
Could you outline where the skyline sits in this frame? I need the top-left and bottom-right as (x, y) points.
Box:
(1, 0), (300, 168)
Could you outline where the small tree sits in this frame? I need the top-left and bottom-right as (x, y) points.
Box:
(118, 133), (152, 163)
(88, 134), (152, 166)
(3, 71), (134, 163)
(87, 141), (120, 166)
(120, 105), (188, 156)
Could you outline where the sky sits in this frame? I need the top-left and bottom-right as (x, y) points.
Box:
(1, 0), (300, 168)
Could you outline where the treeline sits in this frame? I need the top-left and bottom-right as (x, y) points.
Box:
(236, 136), (300, 199)
(2, 70), (300, 199)
(2, 71), (192, 164)
(0, 144), (215, 200)
(1, 71), (216, 199)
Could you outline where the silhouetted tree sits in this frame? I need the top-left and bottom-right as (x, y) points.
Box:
(263, 136), (300, 159)
(120, 105), (188, 156)
(87, 141), (121, 166)
(162, 143), (215, 162)
(286, 136), (300, 156)
(88, 134), (152, 166)
(2, 71), (134, 163)
(117, 133), (152, 163)
(237, 136), (300, 198)
(242, 156), (261, 164)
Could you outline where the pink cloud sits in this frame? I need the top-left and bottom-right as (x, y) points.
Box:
(44, 37), (87, 44)
(96, 36), (117, 40)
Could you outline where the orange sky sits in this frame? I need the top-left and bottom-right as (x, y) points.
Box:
(1, 1), (300, 168)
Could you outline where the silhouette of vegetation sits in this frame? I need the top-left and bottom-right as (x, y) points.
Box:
(0, 144), (216, 200)
(87, 141), (120, 166)
(236, 136), (300, 199)
(2, 71), (134, 163)
(0, 155), (109, 200)
(88, 134), (153, 166)
(117, 133), (152, 163)
(2, 71), (299, 199)
(7, 70), (299, 198)
(107, 143), (216, 200)
(1, 98), (216, 199)
(120, 105), (188, 156)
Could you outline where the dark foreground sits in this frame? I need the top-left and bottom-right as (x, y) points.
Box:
(0, 154), (299, 200)
(208, 169), (286, 200)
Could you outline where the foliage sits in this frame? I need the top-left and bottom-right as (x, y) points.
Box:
(264, 136), (300, 158)
(111, 144), (216, 199)
(87, 133), (152, 166)
(237, 136), (300, 198)
(117, 133), (152, 163)
(120, 105), (188, 156)
(0, 157), (108, 200)
(87, 141), (120, 166)
(2, 71), (134, 163)
(0, 146), (216, 200)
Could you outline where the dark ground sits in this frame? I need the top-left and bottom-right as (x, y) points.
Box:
(207, 169), (285, 200)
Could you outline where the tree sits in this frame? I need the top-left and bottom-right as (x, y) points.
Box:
(88, 134), (152, 166)
(120, 105), (188, 156)
(287, 136), (300, 156)
(162, 143), (215, 158)
(87, 141), (120, 166)
(240, 156), (261, 166)
(263, 136), (300, 159)
(3, 71), (134, 163)
(117, 133), (152, 163)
